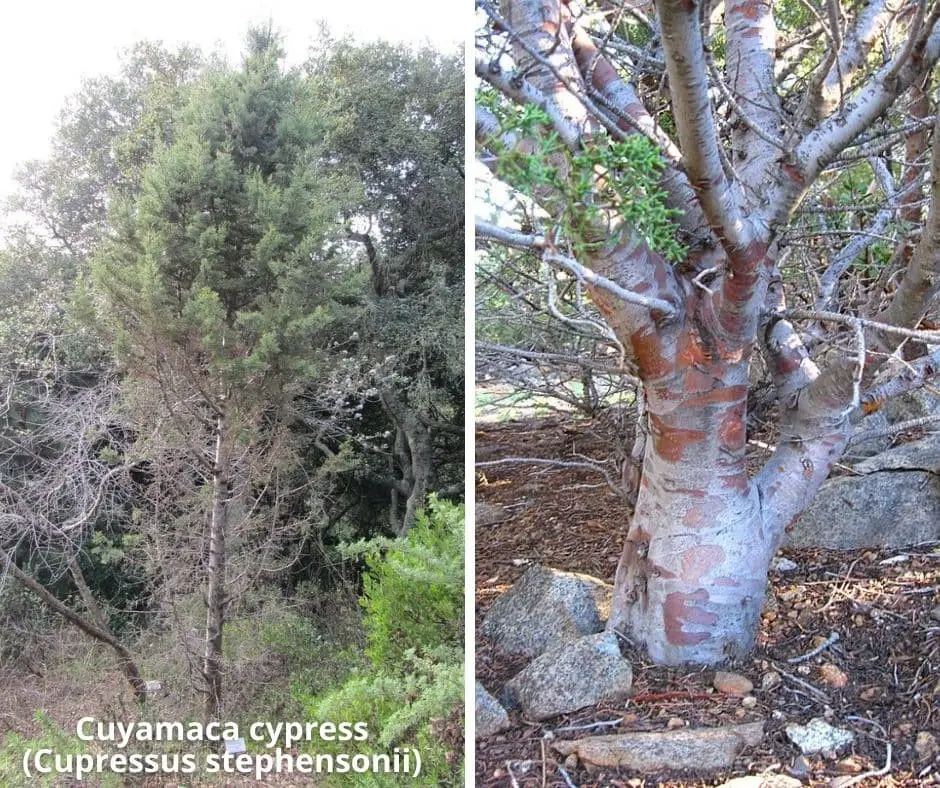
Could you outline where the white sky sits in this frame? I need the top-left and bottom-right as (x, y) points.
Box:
(0, 0), (464, 204)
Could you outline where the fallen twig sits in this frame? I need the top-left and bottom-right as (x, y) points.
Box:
(540, 737), (547, 788)
(551, 718), (623, 734)
(777, 669), (830, 701)
(787, 631), (841, 664)
(629, 691), (717, 703)
(557, 764), (578, 788)
(506, 760), (520, 788)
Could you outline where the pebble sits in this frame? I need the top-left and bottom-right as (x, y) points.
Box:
(785, 717), (854, 755)
(563, 753), (578, 771)
(714, 670), (754, 696)
(930, 605), (940, 623)
(915, 731), (939, 761)
(834, 756), (863, 774)
(761, 671), (782, 690)
(666, 716), (684, 729)
(818, 663), (849, 689)
(741, 696), (758, 708)
(717, 777), (803, 788)
(789, 754), (811, 778)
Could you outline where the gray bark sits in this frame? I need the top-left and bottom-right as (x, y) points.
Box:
(202, 410), (230, 720)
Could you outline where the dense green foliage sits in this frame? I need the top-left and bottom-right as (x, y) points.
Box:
(299, 498), (464, 787)
(359, 496), (464, 667)
(479, 89), (686, 262)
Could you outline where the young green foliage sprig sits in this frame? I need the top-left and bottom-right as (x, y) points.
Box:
(479, 88), (686, 263)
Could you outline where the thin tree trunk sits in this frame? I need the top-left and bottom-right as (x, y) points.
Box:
(382, 391), (433, 535)
(203, 410), (230, 720)
(1, 549), (146, 701)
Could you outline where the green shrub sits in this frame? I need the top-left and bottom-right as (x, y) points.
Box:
(309, 647), (463, 787)
(359, 496), (464, 668)
(298, 497), (465, 786)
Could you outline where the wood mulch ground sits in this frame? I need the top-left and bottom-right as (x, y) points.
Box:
(475, 416), (940, 788)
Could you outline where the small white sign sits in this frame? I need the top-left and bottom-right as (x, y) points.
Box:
(225, 738), (247, 754)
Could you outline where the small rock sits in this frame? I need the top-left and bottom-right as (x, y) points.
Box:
(563, 753), (578, 771)
(830, 777), (859, 788)
(627, 780), (643, 788)
(929, 606), (940, 623)
(475, 682), (510, 738)
(833, 756), (864, 774)
(788, 755), (811, 778)
(513, 760), (533, 775)
(714, 671), (754, 696)
(785, 718), (854, 755)
(552, 721), (765, 772)
(476, 502), (508, 526)
(504, 632), (632, 720)
(859, 686), (879, 701)
(915, 731), (939, 761)
(716, 776), (803, 788)
(818, 663), (849, 689)
(742, 696), (758, 709)
(481, 565), (611, 657)
(797, 609), (815, 627)
(761, 671), (782, 691)
(772, 557), (799, 573)
(667, 717), (685, 729)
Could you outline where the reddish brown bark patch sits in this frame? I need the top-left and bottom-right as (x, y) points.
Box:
(719, 473), (749, 493)
(730, 0), (770, 21)
(781, 161), (805, 186)
(684, 384), (748, 409)
(631, 327), (672, 380)
(718, 405), (746, 452)
(664, 589), (716, 646)
(682, 496), (728, 529)
(648, 414), (708, 462)
(683, 367), (716, 395)
(680, 545), (725, 584)
(677, 330), (709, 368)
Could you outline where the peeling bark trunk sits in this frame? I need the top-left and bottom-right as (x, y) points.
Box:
(481, 0), (940, 668)
(203, 410), (230, 720)
(606, 349), (775, 664)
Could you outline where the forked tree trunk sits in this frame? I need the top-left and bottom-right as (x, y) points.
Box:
(203, 410), (230, 720)
(480, 0), (940, 667)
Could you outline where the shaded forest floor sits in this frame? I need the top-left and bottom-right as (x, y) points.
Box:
(475, 417), (940, 787)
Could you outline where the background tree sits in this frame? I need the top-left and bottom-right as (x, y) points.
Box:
(476, 0), (940, 665)
(90, 28), (365, 718)
(303, 40), (465, 534)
